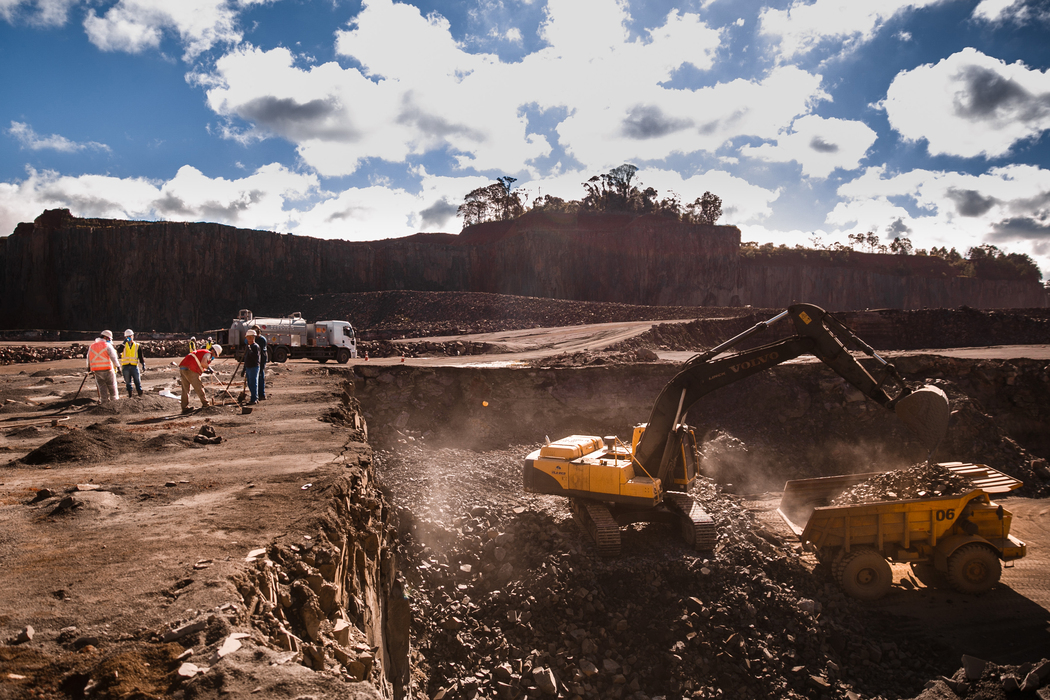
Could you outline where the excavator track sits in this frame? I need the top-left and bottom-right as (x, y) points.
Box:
(664, 492), (717, 551)
(571, 499), (621, 557)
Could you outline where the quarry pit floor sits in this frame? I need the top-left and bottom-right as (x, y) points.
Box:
(0, 328), (1049, 699)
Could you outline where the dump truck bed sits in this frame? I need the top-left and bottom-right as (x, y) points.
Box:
(777, 463), (1024, 556)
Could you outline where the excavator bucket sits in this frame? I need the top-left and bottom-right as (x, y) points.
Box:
(893, 385), (950, 455)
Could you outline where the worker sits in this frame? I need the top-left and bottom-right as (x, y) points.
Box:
(251, 324), (268, 401)
(243, 329), (262, 406)
(118, 329), (146, 397)
(87, 330), (120, 403)
(178, 343), (221, 413)
(205, 336), (214, 351)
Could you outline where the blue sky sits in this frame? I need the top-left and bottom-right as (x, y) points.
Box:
(2, 0), (1050, 277)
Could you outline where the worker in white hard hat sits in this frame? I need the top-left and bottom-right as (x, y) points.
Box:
(87, 330), (120, 403)
(178, 343), (221, 413)
(118, 329), (146, 397)
(205, 336), (214, 351)
(189, 336), (198, 352)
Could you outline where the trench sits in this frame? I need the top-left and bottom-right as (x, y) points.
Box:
(350, 357), (1050, 699)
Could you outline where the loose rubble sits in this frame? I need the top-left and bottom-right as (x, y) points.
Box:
(831, 463), (977, 506)
(378, 444), (963, 700)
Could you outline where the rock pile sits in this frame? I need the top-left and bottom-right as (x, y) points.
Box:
(378, 445), (955, 700)
(831, 463), (977, 506)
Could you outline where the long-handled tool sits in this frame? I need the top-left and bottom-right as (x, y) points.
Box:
(71, 372), (90, 401)
(220, 360), (244, 405)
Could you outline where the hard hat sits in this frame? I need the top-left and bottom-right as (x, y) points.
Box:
(210, 344), (222, 356)
(124, 329), (134, 337)
(207, 336), (213, 341)
(191, 336), (196, 341)
(101, 330), (113, 339)
(245, 329), (257, 336)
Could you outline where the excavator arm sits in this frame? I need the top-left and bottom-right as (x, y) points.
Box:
(635, 303), (949, 484)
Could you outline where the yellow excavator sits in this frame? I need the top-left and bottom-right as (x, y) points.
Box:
(523, 303), (951, 556)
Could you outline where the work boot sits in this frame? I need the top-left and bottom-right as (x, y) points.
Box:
(137, 389), (143, 397)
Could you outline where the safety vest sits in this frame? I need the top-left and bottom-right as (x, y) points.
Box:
(121, 341), (140, 366)
(205, 341), (212, 351)
(189, 340), (197, 352)
(88, 340), (114, 371)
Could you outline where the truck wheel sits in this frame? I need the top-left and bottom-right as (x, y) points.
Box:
(838, 548), (893, 601)
(273, 346), (289, 363)
(336, 349), (351, 364)
(947, 544), (1001, 595)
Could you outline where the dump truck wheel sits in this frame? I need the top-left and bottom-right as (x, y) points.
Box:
(946, 544), (1001, 594)
(839, 548), (892, 601)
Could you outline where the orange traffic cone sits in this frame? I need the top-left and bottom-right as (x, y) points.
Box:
(400, 353), (405, 363)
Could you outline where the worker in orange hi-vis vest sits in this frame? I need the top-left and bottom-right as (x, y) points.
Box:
(178, 344), (222, 413)
(86, 330), (120, 403)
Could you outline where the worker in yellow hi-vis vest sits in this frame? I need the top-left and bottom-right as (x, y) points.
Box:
(118, 329), (146, 397)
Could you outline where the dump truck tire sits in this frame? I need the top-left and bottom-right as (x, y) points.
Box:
(946, 543), (1001, 595)
(839, 548), (893, 600)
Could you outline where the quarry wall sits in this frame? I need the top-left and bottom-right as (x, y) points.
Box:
(0, 209), (1044, 332)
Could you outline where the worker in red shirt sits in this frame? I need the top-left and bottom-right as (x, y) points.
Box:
(178, 344), (221, 413)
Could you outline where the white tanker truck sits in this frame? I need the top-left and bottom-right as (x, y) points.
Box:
(218, 310), (358, 364)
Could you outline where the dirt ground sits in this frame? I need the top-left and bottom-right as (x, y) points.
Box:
(1, 308), (1049, 700)
(0, 357), (376, 699)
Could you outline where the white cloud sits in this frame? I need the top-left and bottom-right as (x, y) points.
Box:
(972, 0), (1050, 24)
(83, 0), (246, 59)
(7, 121), (111, 153)
(884, 47), (1050, 159)
(759, 0), (945, 61)
(203, 0), (824, 180)
(0, 0), (77, 26)
(739, 114), (877, 178)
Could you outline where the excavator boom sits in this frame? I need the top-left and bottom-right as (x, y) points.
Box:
(635, 304), (949, 483)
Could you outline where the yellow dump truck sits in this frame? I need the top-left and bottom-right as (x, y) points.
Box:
(777, 463), (1027, 600)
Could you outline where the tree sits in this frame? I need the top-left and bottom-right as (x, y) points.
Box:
(889, 236), (913, 255)
(848, 231), (884, 253)
(457, 176), (527, 228)
(685, 192), (722, 225)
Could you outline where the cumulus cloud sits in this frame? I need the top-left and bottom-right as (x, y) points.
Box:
(972, 0), (1050, 25)
(0, 0), (77, 26)
(7, 121), (110, 153)
(83, 0), (250, 59)
(739, 114), (877, 178)
(884, 47), (1050, 159)
(758, 0), (943, 61)
(201, 1), (828, 179)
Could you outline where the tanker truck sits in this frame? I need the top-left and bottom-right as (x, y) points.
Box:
(218, 309), (358, 364)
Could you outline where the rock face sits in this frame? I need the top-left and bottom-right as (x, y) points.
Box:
(0, 209), (1044, 332)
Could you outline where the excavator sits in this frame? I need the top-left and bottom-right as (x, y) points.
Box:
(523, 303), (951, 556)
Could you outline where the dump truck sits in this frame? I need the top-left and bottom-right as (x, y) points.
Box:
(218, 310), (358, 364)
(525, 303), (951, 557)
(777, 462), (1027, 600)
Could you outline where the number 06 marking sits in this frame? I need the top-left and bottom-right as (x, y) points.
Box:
(935, 509), (956, 521)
